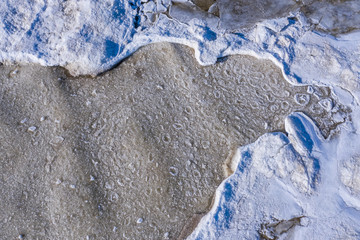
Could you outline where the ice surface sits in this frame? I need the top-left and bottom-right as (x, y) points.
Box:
(216, 0), (299, 30)
(1, 0), (360, 239)
(0, 43), (350, 239)
(301, 0), (360, 35)
(190, 0), (216, 12)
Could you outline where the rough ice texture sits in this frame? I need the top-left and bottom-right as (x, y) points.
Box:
(0, 43), (350, 239)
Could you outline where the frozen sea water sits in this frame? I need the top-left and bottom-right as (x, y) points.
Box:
(1, 0), (360, 239)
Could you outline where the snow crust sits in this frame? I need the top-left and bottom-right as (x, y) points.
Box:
(1, 0), (360, 239)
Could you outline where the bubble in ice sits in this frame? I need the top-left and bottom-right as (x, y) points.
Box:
(169, 167), (179, 176)
(319, 98), (333, 112)
(27, 126), (37, 133)
(294, 93), (310, 106)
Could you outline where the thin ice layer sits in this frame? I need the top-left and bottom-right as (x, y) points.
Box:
(188, 112), (360, 239)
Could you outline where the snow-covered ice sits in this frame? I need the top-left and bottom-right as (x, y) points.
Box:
(188, 112), (360, 239)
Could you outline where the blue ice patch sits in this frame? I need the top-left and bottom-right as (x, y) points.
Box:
(26, 4), (47, 37)
(213, 205), (233, 232)
(310, 156), (320, 188)
(289, 115), (314, 152)
(212, 181), (237, 234)
(238, 150), (252, 173)
(80, 24), (93, 42)
(203, 27), (217, 41)
(194, 233), (204, 240)
(103, 40), (119, 63)
(3, 13), (17, 34)
(112, 0), (126, 22)
(224, 182), (233, 201)
(33, 43), (44, 58)
(26, 15), (41, 37)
